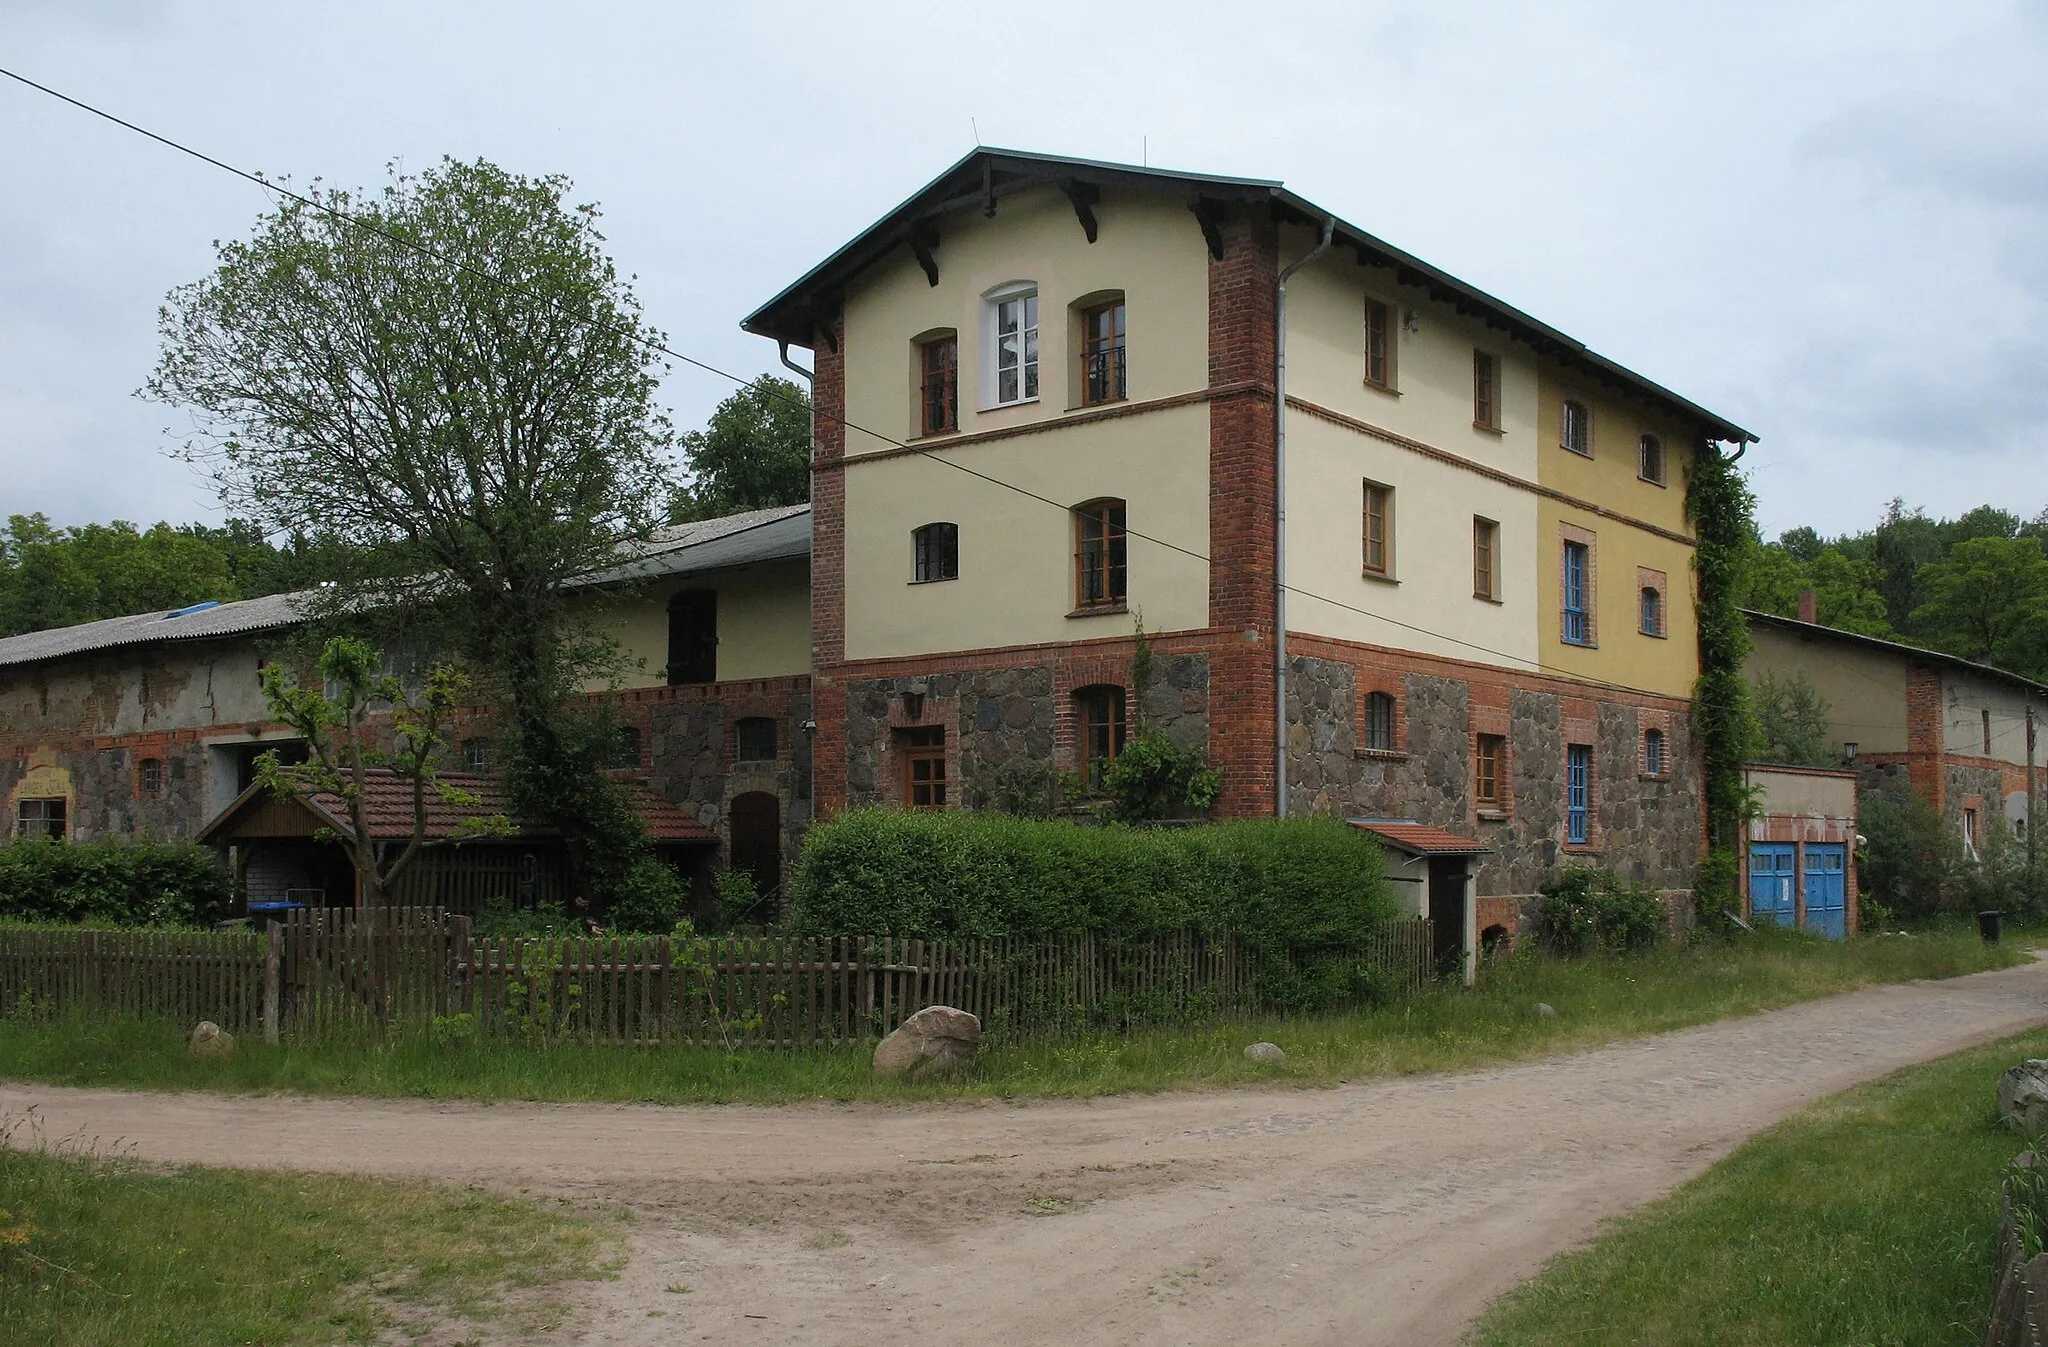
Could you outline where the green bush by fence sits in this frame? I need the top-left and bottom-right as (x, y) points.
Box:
(789, 811), (1397, 1010)
(0, 838), (231, 928)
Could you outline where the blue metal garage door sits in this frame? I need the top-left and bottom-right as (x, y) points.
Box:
(1803, 844), (1847, 939)
(1749, 844), (1796, 928)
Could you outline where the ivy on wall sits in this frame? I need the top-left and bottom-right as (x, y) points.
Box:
(1686, 439), (1760, 920)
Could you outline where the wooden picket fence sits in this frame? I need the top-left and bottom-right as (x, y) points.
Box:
(0, 910), (1435, 1048)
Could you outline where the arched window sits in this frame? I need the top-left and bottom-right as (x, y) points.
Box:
(1078, 294), (1127, 405)
(138, 757), (163, 797)
(1364, 691), (1397, 753)
(736, 717), (779, 761)
(1072, 499), (1127, 609)
(1076, 685), (1127, 787)
(983, 282), (1039, 406)
(913, 522), (959, 583)
(1638, 434), (1665, 485)
(611, 725), (642, 770)
(1643, 727), (1666, 776)
(1640, 586), (1664, 637)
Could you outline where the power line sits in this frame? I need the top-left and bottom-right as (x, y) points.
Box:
(0, 63), (1706, 703)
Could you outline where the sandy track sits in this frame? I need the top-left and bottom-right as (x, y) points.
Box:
(7, 959), (2048, 1345)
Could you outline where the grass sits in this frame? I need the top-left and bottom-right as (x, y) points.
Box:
(1467, 1023), (2048, 1346)
(0, 1119), (617, 1345)
(0, 926), (2021, 1106)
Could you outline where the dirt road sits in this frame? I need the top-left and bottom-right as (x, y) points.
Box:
(7, 958), (2048, 1346)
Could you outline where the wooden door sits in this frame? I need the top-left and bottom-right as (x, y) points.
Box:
(728, 791), (781, 913)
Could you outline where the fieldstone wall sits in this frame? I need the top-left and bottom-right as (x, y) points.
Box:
(643, 685), (813, 893)
(842, 654), (1210, 810)
(1285, 654), (1701, 908)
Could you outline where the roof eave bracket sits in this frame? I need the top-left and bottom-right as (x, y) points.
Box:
(1062, 181), (1100, 243)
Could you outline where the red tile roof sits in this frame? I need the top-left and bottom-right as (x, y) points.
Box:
(1347, 818), (1490, 856)
(207, 768), (715, 845)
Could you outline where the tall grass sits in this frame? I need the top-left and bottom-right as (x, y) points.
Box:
(0, 927), (2018, 1105)
(1469, 1023), (2048, 1346)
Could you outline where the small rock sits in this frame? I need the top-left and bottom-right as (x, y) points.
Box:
(1999, 1059), (2048, 1134)
(873, 1005), (980, 1080)
(188, 1020), (236, 1059)
(1244, 1042), (1284, 1062)
(1534, 1003), (1559, 1018)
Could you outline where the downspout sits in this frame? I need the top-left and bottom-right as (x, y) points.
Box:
(777, 341), (815, 384)
(1275, 216), (1337, 819)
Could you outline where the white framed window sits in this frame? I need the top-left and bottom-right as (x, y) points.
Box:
(983, 282), (1039, 407)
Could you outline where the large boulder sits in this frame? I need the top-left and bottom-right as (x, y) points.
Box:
(874, 1006), (980, 1080)
(188, 1020), (236, 1060)
(1999, 1060), (2048, 1135)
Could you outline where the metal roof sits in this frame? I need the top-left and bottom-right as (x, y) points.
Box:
(0, 589), (308, 670)
(742, 147), (1754, 445)
(1743, 609), (2048, 697)
(1347, 818), (1491, 857)
(0, 504), (813, 672)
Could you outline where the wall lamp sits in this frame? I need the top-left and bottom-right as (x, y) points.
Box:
(1842, 742), (1858, 764)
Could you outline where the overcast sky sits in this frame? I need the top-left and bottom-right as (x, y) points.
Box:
(2, 0), (2042, 541)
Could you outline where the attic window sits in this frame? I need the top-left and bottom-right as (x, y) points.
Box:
(984, 283), (1039, 406)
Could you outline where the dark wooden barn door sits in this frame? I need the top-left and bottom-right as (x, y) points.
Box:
(728, 791), (782, 911)
(667, 590), (717, 685)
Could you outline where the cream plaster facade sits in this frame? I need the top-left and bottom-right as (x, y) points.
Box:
(841, 406), (1211, 660)
(1745, 621), (1910, 757)
(841, 186), (1210, 453)
(580, 559), (812, 690)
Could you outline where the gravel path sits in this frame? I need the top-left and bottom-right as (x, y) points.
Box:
(6, 958), (2048, 1346)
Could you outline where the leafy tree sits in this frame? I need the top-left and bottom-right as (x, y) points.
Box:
(144, 156), (678, 906)
(257, 637), (506, 906)
(670, 376), (811, 522)
(0, 513), (242, 636)
(1910, 535), (2048, 675)
(1776, 525), (1825, 563)
(1859, 787), (1966, 921)
(1750, 670), (1836, 767)
(1869, 498), (1946, 634)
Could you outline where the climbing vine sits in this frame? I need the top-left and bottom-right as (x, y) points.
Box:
(1686, 439), (1760, 925)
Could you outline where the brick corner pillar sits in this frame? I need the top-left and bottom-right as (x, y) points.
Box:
(1904, 662), (1945, 816)
(1205, 205), (1280, 818)
(809, 315), (851, 820)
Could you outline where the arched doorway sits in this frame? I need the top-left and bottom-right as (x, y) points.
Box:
(727, 792), (782, 916)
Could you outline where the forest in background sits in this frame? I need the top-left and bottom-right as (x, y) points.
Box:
(1745, 498), (2048, 682)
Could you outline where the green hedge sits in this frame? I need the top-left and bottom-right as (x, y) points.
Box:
(0, 838), (231, 928)
(1535, 867), (1668, 955)
(789, 811), (1397, 1009)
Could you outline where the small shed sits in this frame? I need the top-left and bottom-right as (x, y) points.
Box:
(1348, 818), (1489, 983)
(198, 768), (718, 916)
(1742, 764), (1860, 938)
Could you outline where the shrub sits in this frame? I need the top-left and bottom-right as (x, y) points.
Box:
(1860, 787), (1966, 920)
(602, 857), (690, 934)
(0, 838), (230, 927)
(1101, 729), (1221, 822)
(1536, 867), (1667, 956)
(789, 810), (1395, 1010)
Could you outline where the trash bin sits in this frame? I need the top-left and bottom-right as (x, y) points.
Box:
(1978, 910), (2005, 944)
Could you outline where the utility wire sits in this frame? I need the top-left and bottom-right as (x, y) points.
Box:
(2, 63), (1708, 703)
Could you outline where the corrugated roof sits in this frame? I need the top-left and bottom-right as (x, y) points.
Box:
(1347, 818), (1491, 856)
(0, 504), (813, 672)
(1743, 609), (2048, 697)
(200, 768), (716, 845)
(742, 148), (1754, 444)
(0, 589), (308, 670)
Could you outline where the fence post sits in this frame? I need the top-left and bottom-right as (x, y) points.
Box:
(262, 920), (281, 1045)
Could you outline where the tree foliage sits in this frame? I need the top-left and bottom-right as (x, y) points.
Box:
(145, 156), (679, 907)
(1686, 440), (1759, 920)
(669, 376), (812, 523)
(1750, 670), (1836, 767)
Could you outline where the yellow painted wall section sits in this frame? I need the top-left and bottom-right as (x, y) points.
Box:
(1279, 224), (1541, 484)
(1285, 410), (1539, 668)
(842, 404), (1211, 660)
(577, 558), (811, 690)
(840, 187), (1210, 451)
(1538, 497), (1698, 697)
(1535, 366), (1693, 538)
(1745, 623), (1909, 756)
(5, 759), (73, 840)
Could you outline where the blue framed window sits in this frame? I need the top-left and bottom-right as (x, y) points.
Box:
(1643, 728), (1665, 776)
(1562, 541), (1590, 645)
(1566, 744), (1591, 844)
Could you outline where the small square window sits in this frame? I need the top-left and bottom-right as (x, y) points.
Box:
(461, 738), (493, 774)
(17, 797), (66, 840)
(901, 725), (947, 809)
(610, 725), (642, 770)
(737, 717), (779, 762)
(913, 522), (959, 583)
